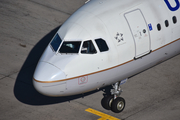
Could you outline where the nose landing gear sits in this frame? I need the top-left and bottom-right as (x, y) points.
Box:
(101, 80), (127, 113)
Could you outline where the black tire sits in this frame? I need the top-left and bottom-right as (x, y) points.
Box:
(101, 95), (114, 110)
(111, 97), (125, 113)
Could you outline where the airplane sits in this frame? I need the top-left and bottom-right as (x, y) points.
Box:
(33, 0), (180, 113)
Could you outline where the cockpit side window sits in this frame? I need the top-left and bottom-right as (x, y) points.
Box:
(95, 38), (109, 52)
(81, 40), (97, 54)
(59, 41), (81, 53)
(50, 34), (62, 52)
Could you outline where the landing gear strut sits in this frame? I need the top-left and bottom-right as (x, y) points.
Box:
(101, 80), (126, 113)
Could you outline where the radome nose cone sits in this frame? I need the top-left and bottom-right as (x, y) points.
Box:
(33, 62), (66, 82)
(33, 62), (67, 96)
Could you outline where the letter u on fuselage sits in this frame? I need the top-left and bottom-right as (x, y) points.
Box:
(164, 0), (180, 11)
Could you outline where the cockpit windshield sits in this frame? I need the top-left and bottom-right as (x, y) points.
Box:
(59, 41), (81, 53)
(50, 34), (62, 52)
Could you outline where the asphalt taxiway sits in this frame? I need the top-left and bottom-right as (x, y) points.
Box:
(0, 0), (180, 120)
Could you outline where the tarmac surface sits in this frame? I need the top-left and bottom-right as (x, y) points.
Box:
(0, 0), (180, 120)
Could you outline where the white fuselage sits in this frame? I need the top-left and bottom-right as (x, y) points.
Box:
(33, 0), (180, 97)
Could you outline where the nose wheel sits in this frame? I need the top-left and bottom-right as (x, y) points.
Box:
(101, 95), (114, 110)
(101, 81), (126, 113)
(111, 97), (125, 113)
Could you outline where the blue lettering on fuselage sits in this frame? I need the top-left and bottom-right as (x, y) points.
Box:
(164, 0), (180, 11)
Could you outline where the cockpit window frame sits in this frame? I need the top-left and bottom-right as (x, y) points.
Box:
(95, 38), (109, 52)
(59, 41), (82, 54)
(81, 40), (97, 54)
(50, 33), (62, 52)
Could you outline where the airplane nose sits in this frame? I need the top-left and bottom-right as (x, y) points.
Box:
(33, 62), (66, 82)
(33, 62), (67, 96)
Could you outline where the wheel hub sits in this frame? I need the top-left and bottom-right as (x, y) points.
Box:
(117, 101), (124, 111)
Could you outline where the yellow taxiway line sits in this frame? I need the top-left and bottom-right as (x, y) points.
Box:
(85, 108), (120, 120)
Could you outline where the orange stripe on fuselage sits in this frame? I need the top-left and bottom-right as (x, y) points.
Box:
(34, 38), (180, 83)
